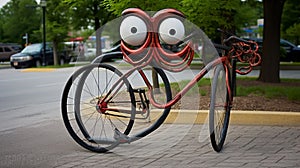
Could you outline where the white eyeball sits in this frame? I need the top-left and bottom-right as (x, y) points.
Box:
(120, 16), (147, 46)
(159, 18), (185, 45)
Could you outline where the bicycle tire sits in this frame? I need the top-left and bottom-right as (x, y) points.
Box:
(61, 63), (135, 153)
(209, 64), (231, 152)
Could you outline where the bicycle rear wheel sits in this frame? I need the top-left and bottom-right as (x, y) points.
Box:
(61, 63), (135, 153)
(209, 64), (231, 152)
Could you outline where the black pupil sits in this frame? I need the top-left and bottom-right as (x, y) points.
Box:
(169, 29), (176, 36)
(131, 27), (137, 34)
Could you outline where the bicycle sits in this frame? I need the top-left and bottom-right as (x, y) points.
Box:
(61, 8), (261, 153)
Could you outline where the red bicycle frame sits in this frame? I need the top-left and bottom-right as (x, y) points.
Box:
(139, 56), (230, 109)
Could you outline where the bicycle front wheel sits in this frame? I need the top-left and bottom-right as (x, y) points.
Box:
(209, 64), (231, 152)
(61, 63), (135, 153)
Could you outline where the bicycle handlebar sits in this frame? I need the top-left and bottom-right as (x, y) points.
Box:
(177, 29), (261, 75)
(223, 36), (252, 45)
(217, 28), (254, 46)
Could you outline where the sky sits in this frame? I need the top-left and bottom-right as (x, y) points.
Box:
(0, 0), (40, 8)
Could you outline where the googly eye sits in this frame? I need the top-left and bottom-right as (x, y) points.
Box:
(159, 18), (185, 45)
(120, 16), (147, 46)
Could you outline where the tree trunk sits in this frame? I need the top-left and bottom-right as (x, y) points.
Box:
(258, 0), (286, 83)
(93, 2), (102, 57)
(152, 68), (160, 94)
(53, 41), (59, 66)
(96, 29), (102, 57)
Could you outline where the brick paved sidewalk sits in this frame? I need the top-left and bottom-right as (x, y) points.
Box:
(55, 124), (300, 168)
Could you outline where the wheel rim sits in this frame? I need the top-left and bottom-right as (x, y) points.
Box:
(209, 64), (230, 152)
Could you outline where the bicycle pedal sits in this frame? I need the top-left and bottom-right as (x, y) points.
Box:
(114, 128), (130, 144)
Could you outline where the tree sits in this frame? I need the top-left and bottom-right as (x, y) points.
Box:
(45, 0), (70, 65)
(258, 0), (286, 83)
(0, 0), (41, 45)
(104, 0), (181, 16)
(182, 0), (235, 41)
(64, 0), (114, 31)
(281, 0), (300, 45)
(181, 0), (260, 42)
(285, 23), (300, 45)
(63, 0), (116, 56)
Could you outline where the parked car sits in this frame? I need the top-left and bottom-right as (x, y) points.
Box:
(91, 41), (123, 63)
(10, 43), (76, 69)
(243, 38), (300, 62)
(280, 39), (300, 62)
(0, 43), (22, 62)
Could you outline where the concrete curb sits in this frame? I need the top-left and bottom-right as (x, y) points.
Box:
(157, 110), (300, 126)
(20, 68), (56, 72)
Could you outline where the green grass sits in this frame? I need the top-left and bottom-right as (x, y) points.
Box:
(280, 62), (300, 66)
(237, 76), (300, 83)
(170, 77), (300, 101)
(227, 77), (300, 101)
(169, 78), (211, 96)
(236, 85), (300, 101)
(190, 61), (300, 67)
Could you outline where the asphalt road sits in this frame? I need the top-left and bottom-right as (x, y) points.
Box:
(0, 67), (85, 167)
(0, 68), (72, 131)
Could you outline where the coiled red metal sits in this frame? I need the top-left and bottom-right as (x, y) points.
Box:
(228, 41), (262, 74)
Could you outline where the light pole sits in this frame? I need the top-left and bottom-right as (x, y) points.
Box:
(40, 0), (46, 66)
